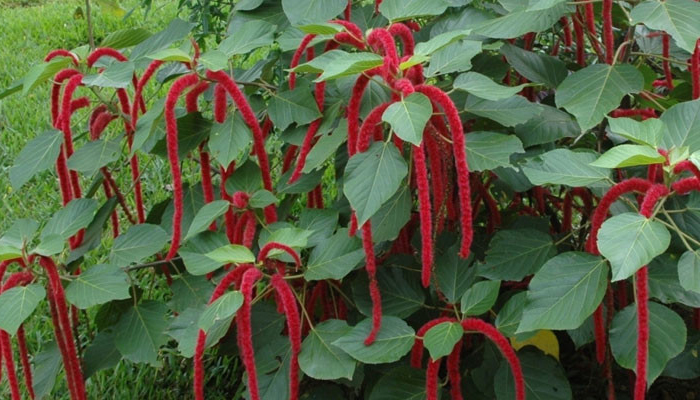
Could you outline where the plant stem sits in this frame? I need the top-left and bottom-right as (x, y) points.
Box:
(85, 0), (95, 50)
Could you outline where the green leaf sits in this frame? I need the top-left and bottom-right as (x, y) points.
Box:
(379, 0), (449, 21)
(22, 57), (72, 96)
(514, 105), (580, 147)
(465, 131), (525, 171)
(83, 330), (121, 378)
(527, 0), (567, 10)
(598, 213), (671, 281)
(679, 250), (700, 294)
(305, 229), (364, 281)
(0, 219), (39, 250)
(344, 141), (408, 226)
(555, 64), (644, 131)
(218, 20), (276, 56)
(82, 61), (135, 88)
(370, 186), (412, 243)
(130, 19), (195, 61)
(591, 144), (666, 168)
(185, 200), (230, 240)
(494, 349), (573, 400)
(206, 244), (256, 264)
(302, 123), (347, 173)
(610, 302), (686, 384)
(648, 254), (700, 307)
(454, 72), (528, 101)
(465, 95), (543, 127)
(208, 113), (252, 167)
(180, 232), (228, 276)
(114, 301), (170, 366)
(10, 130), (63, 190)
(518, 252), (608, 332)
(0, 245), (22, 261)
(368, 366), (426, 400)
(0, 284), (46, 335)
(523, 149), (611, 187)
(423, 322), (463, 361)
(68, 198), (117, 263)
(198, 291), (243, 333)
(478, 229), (556, 281)
(435, 243), (477, 304)
(65, 264), (130, 309)
(101, 27), (152, 49)
(293, 50), (385, 82)
(476, 3), (571, 39)
(381, 93), (432, 146)
(353, 262), (425, 318)
(298, 208), (339, 247)
(67, 138), (122, 176)
(31, 341), (62, 399)
(260, 227), (313, 258)
(659, 99), (700, 153)
(663, 332), (700, 380)
(630, 0), (700, 53)
(500, 43), (568, 88)
(424, 40), (482, 77)
(249, 190), (278, 208)
(41, 198), (98, 241)
(147, 48), (191, 62)
(496, 292), (528, 338)
(152, 112), (212, 159)
(299, 319), (355, 380)
(461, 280), (501, 316)
(297, 22), (343, 35)
(198, 50), (229, 71)
(332, 316), (415, 364)
(170, 274), (214, 313)
(414, 30), (471, 56)
(110, 224), (169, 265)
(268, 87), (322, 130)
(167, 305), (232, 357)
(607, 117), (664, 148)
(282, 0), (346, 25)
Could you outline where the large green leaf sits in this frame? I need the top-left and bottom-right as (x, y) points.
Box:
(305, 229), (364, 281)
(169, 273), (214, 313)
(590, 144), (666, 168)
(65, 264), (130, 309)
(494, 349), (573, 400)
(414, 30), (471, 56)
(423, 322), (463, 360)
(353, 263), (425, 318)
(205, 244), (256, 264)
(20, 57), (72, 96)
(381, 93), (432, 146)
(344, 141), (408, 226)
(478, 229), (556, 281)
(514, 105), (580, 147)
(500, 43), (568, 88)
(659, 99), (700, 153)
(31, 341), (62, 399)
(610, 302), (686, 384)
(198, 291), (243, 333)
(302, 123), (347, 173)
(218, 20), (276, 56)
(465, 131), (525, 171)
(82, 61), (135, 88)
(299, 319), (355, 380)
(185, 200), (230, 240)
(180, 232), (228, 276)
(83, 330), (122, 378)
(167, 305), (232, 357)
(67, 138), (122, 176)
(435, 243), (477, 304)
(38, 198), (98, 255)
(110, 224), (169, 265)
(293, 50), (385, 82)
(475, 3), (571, 39)
(368, 366), (426, 400)
(598, 213), (671, 281)
(208, 113), (252, 167)
(282, 0), (345, 25)
(678, 250), (700, 294)
(0, 284), (45, 335)
(268, 87), (322, 130)
(379, 0), (450, 21)
(522, 149), (611, 187)
(370, 186), (412, 243)
(114, 300), (170, 365)
(101, 27), (152, 49)
(630, 0), (700, 53)
(332, 316), (415, 364)
(518, 252), (608, 332)
(10, 130), (63, 190)
(555, 64), (644, 131)
(454, 72), (528, 101)
(607, 117), (664, 148)
(465, 95), (543, 127)
(424, 40), (482, 77)
(496, 292), (528, 338)
(298, 208), (339, 247)
(461, 280), (501, 316)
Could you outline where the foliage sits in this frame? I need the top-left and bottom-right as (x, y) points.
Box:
(2, 0), (700, 398)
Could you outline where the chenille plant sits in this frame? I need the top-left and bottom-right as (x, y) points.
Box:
(3, 0), (700, 398)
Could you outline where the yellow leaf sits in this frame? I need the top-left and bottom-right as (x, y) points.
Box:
(510, 330), (559, 360)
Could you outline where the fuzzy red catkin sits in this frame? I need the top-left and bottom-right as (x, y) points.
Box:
(0, 331), (20, 400)
(258, 242), (302, 268)
(593, 304), (606, 364)
(639, 184), (669, 218)
(164, 74), (200, 261)
(573, 11), (586, 66)
(347, 74), (371, 156)
(313, 185), (324, 208)
(388, 23), (415, 56)
(411, 317), (456, 368)
(562, 191), (574, 232)
(288, 82), (326, 183)
(447, 339), (463, 400)
(51, 68), (80, 126)
(416, 85), (473, 259)
(561, 17), (573, 47)
(586, 178), (653, 255)
(131, 59), (164, 127)
(692, 40), (700, 100)
(219, 164), (238, 243)
(674, 160), (700, 180)
(330, 20), (366, 49)
(232, 192), (250, 209)
(425, 357), (441, 400)
(102, 168), (137, 225)
(206, 70), (277, 224)
(662, 33), (674, 89)
(185, 82), (216, 210)
(289, 34), (316, 90)
(356, 102), (391, 152)
(673, 177), (700, 194)
(461, 318), (525, 400)
(237, 267), (263, 400)
(45, 49), (79, 66)
(39, 257), (85, 400)
(414, 143), (434, 288)
(46, 285), (77, 398)
(86, 47), (127, 67)
(603, 0), (614, 64)
(344, 0), (351, 20)
(270, 274), (302, 400)
(361, 222), (383, 345)
(242, 211), (257, 249)
(634, 267), (649, 400)
(17, 326), (35, 400)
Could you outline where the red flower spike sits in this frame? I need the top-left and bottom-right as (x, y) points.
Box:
(415, 144), (434, 288)
(692, 40), (700, 100)
(593, 304), (606, 364)
(410, 317), (456, 368)
(634, 267), (649, 400)
(447, 339), (463, 400)
(237, 267), (264, 400)
(164, 73), (201, 261)
(662, 33), (674, 89)
(131, 59), (164, 127)
(573, 13), (586, 66)
(45, 49), (79, 66)
(563, 191), (573, 232)
(672, 177), (700, 194)
(86, 47), (127, 67)
(232, 191), (250, 209)
(17, 326), (35, 399)
(258, 242), (302, 269)
(270, 274), (302, 400)
(242, 211), (257, 249)
(50, 68), (80, 126)
(185, 81), (210, 113)
(425, 357), (441, 400)
(199, 146), (215, 210)
(388, 23), (415, 56)
(356, 102), (391, 153)
(206, 69), (277, 224)
(0, 331), (20, 400)
(561, 17), (573, 47)
(46, 289), (77, 398)
(639, 184), (669, 218)
(603, 0), (614, 64)
(415, 84), (473, 259)
(344, 0), (351, 20)
(347, 74), (372, 156)
(289, 34), (316, 90)
(674, 160), (700, 180)
(361, 222), (382, 346)
(374, 0), (382, 13)
(461, 318), (525, 400)
(367, 28), (399, 73)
